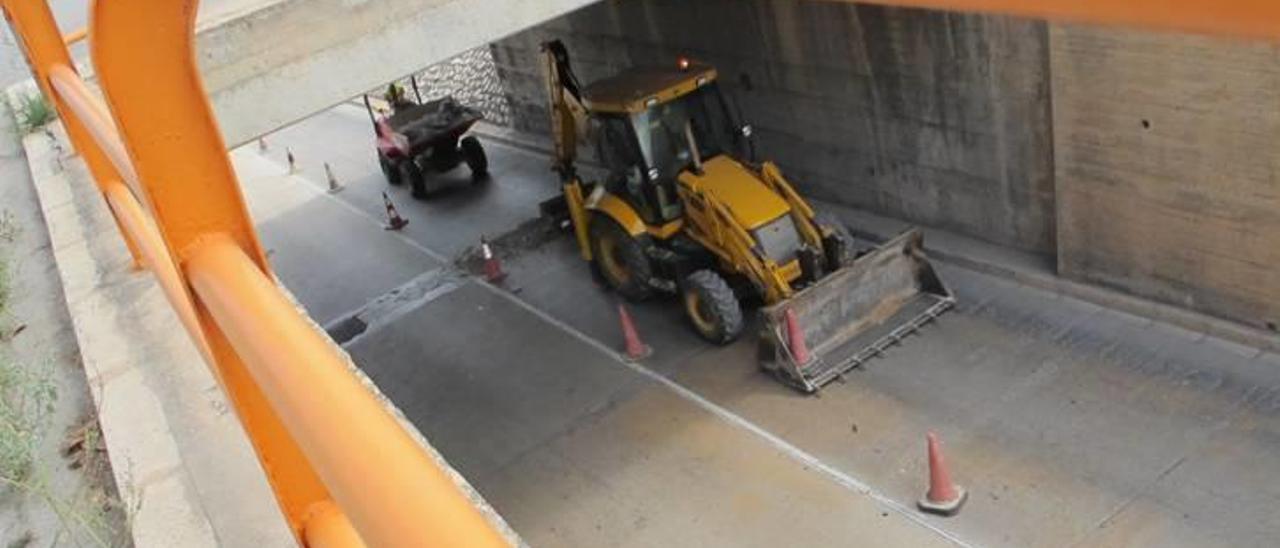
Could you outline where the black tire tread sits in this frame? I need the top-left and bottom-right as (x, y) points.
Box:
(589, 215), (654, 301)
(380, 153), (403, 185)
(461, 136), (488, 176)
(685, 269), (743, 344)
(401, 156), (427, 199)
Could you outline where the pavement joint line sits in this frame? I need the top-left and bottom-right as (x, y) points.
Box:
(1070, 454), (1191, 548)
(318, 267), (451, 332)
(257, 148), (979, 547)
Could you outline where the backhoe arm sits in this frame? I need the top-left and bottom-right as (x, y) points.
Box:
(540, 40), (594, 260)
(541, 40), (588, 180)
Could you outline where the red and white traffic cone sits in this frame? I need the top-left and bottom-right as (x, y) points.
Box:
(918, 432), (967, 516)
(382, 192), (408, 231)
(286, 148), (297, 173)
(784, 308), (812, 366)
(480, 236), (506, 283)
(617, 303), (652, 361)
(324, 162), (343, 193)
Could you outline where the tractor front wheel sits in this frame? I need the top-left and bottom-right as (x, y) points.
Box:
(681, 270), (743, 344)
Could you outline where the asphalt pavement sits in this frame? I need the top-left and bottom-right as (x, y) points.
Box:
(235, 105), (1280, 547)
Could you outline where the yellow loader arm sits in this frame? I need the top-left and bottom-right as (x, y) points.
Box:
(758, 162), (825, 250)
(676, 179), (794, 304)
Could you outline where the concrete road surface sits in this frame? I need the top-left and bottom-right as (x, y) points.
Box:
(236, 105), (1280, 547)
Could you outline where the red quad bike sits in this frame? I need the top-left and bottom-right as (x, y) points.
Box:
(366, 76), (488, 199)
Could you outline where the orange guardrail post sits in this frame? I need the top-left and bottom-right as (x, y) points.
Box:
(88, 0), (510, 545)
(85, 0), (341, 542)
(0, 0), (142, 267)
(63, 25), (87, 45)
(187, 236), (510, 547)
(5, 0), (513, 545)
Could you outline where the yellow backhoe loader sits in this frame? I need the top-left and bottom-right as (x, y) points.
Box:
(540, 40), (953, 392)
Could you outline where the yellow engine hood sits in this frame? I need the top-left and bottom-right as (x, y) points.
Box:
(679, 156), (791, 230)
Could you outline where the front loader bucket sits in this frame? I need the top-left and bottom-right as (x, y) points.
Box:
(758, 229), (954, 393)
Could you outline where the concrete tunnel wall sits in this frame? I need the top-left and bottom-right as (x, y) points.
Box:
(475, 0), (1278, 331)
(1050, 25), (1280, 331)
(488, 0), (1058, 255)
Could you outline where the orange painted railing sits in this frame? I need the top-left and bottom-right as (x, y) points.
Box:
(853, 0), (1280, 38)
(0, 1), (509, 547)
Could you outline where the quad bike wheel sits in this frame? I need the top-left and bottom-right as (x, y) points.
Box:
(379, 152), (402, 185)
(461, 136), (489, 179)
(401, 156), (427, 199)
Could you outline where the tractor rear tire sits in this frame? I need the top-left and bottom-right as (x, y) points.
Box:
(589, 215), (654, 302)
(682, 270), (743, 344)
(401, 156), (427, 199)
(461, 136), (488, 179)
(380, 153), (402, 185)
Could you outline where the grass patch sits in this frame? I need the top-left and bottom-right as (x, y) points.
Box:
(14, 92), (56, 135)
(0, 210), (19, 244)
(0, 259), (8, 320)
(1, 216), (53, 482)
(0, 354), (56, 483)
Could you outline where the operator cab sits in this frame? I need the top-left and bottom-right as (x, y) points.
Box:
(583, 64), (744, 227)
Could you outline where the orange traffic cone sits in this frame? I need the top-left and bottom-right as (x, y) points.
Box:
(324, 162), (343, 193)
(617, 303), (652, 361)
(784, 308), (812, 366)
(918, 432), (967, 516)
(480, 236), (506, 283)
(286, 148), (297, 173)
(382, 192), (408, 231)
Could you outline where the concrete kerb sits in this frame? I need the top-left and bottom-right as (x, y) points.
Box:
(464, 122), (1279, 356)
(12, 118), (249, 545)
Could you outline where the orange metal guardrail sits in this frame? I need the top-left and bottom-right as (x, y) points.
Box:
(1, 1), (509, 546)
(4, 0), (1277, 545)
(854, 0), (1280, 38)
(63, 25), (86, 45)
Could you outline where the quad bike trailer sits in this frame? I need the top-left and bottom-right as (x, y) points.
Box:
(366, 75), (488, 199)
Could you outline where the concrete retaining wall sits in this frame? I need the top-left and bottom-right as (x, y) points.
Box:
(1050, 24), (1280, 331)
(483, 1), (1280, 331)
(392, 47), (515, 128)
(490, 0), (1057, 254)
